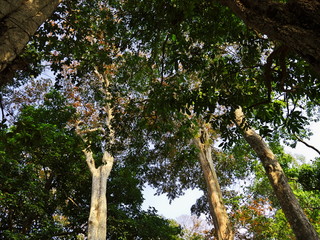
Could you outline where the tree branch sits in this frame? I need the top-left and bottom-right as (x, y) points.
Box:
(294, 134), (320, 156)
(219, 0), (320, 74)
(83, 149), (96, 174)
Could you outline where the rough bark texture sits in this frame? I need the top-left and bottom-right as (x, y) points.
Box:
(193, 125), (234, 240)
(219, 0), (320, 74)
(84, 150), (114, 240)
(234, 107), (319, 240)
(0, 0), (61, 84)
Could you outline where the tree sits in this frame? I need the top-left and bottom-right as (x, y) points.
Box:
(0, 0), (62, 85)
(111, 70), (242, 239)
(234, 106), (319, 240)
(0, 87), (183, 239)
(193, 123), (234, 240)
(231, 144), (320, 239)
(2, 0), (320, 238)
(177, 215), (214, 240)
(0, 91), (88, 239)
(3, 0), (320, 85)
(219, 0), (320, 75)
(74, 69), (115, 240)
(108, 1), (320, 235)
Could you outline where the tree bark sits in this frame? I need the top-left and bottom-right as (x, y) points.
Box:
(234, 107), (319, 240)
(0, 0), (62, 83)
(219, 0), (320, 74)
(84, 150), (114, 240)
(77, 69), (114, 240)
(193, 124), (234, 240)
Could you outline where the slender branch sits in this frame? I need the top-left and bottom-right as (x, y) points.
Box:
(93, 66), (114, 144)
(294, 134), (320, 156)
(68, 196), (80, 207)
(78, 127), (105, 135)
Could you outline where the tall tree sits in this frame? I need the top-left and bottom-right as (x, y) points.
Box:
(234, 106), (319, 240)
(112, 69), (239, 239)
(193, 123), (234, 240)
(0, 86), (183, 239)
(109, 2), (319, 236)
(75, 69), (115, 240)
(2, 1), (320, 238)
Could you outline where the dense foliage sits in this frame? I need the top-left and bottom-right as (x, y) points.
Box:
(0, 91), (182, 239)
(1, 0), (320, 239)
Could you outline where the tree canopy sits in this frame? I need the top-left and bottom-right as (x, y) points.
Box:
(1, 0), (320, 239)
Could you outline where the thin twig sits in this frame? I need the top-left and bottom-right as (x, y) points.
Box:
(294, 134), (320, 156)
(68, 196), (79, 207)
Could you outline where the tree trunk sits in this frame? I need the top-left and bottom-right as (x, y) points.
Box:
(83, 68), (114, 240)
(0, 0), (62, 84)
(84, 150), (114, 240)
(219, 0), (320, 74)
(234, 107), (319, 240)
(193, 124), (234, 240)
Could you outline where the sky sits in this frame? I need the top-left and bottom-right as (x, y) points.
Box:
(142, 185), (203, 220)
(284, 121), (320, 162)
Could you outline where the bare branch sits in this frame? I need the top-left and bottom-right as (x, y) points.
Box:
(294, 134), (320, 156)
(93, 66), (115, 144)
(68, 196), (79, 207)
(78, 127), (106, 135)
